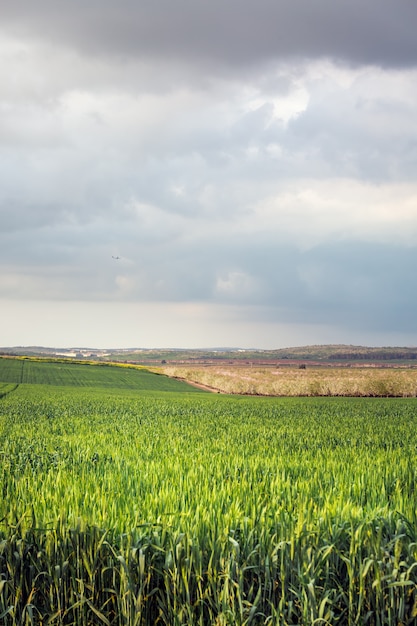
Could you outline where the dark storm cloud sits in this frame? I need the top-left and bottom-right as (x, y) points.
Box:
(3, 0), (417, 71)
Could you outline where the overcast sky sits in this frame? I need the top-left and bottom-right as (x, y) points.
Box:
(1, 0), (417, 349)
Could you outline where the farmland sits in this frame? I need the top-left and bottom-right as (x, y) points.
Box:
(0, 358), (202, 393)
(1, 358), (417, 624)
(156, 364), (417, 397)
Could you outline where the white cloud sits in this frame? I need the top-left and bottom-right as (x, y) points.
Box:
(244, 81), (309, 126)
(247, 180), (417, 249)
(215, 271), (258, 301)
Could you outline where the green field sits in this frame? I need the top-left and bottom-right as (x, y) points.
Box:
(1, 358), (417, 624)
(0, 358), (203, 392)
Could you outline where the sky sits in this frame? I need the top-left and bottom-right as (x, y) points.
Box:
(1, 0), (417, 349)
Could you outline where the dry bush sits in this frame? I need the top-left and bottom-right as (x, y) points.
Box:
(157, 365), (417, 397)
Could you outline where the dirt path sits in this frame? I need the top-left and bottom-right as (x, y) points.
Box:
(174, 377), (225, 394)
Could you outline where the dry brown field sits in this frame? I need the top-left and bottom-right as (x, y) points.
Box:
(154, 364), (417, 396)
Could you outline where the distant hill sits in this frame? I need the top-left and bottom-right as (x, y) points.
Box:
(264, 345), (417, 362)
(1, 344), (417, 364)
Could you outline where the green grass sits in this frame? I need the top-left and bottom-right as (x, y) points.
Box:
(0, 357), (204, 392)
(1, 359), (417, 623)
(2, 387), (417, 532)
(0, 383), (19, 399)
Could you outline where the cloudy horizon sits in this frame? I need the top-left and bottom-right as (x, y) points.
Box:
(1, 1), (417, 349)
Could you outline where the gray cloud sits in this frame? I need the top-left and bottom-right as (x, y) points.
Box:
(3, 0), (417, 72)
(1, 1), (417, 347)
